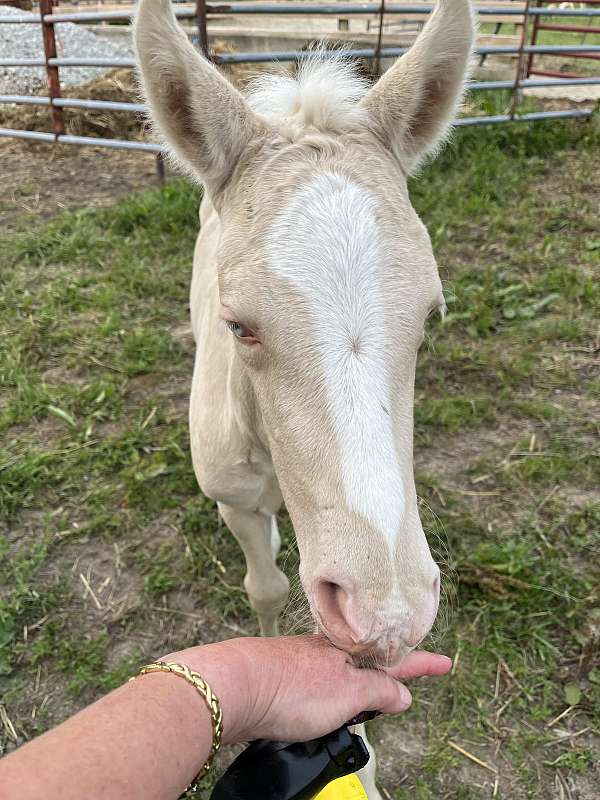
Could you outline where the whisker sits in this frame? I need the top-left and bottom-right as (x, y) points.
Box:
(418, 493), (457, 649)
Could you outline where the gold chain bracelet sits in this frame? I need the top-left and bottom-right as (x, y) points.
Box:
(131, 660), (223, 792)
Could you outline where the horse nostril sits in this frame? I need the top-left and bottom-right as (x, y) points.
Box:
(314, 580), (359, 648)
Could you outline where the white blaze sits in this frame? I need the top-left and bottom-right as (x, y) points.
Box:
(266, 173), (405, 547)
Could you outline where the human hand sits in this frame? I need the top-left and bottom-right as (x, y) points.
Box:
(164, 634), (451, 744)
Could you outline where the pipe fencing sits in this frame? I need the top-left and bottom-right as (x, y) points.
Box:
(0, 1), (599, 160)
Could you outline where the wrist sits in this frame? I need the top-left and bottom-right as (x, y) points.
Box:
(160, 640), (252, 745)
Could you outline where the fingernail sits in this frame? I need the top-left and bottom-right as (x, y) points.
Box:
(439, 655), (452, 665)
(398, 684), (412, 709)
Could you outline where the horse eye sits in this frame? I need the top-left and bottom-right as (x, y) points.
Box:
(225, 320), (254, 339)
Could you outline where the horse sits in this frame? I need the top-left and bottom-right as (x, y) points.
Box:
(134, 0), (474, 795)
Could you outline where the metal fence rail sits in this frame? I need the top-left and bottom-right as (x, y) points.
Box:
(0, 1), (598, 159)
(210, 44), (600, 63)
(5, 3), (600, 22)
(2, 42), (600, 68)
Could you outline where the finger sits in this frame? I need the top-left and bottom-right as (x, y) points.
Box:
(355, 670), (413, 715)
(387, 651), (452, 681)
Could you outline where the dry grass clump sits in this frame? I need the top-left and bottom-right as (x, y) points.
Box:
(0, 53), (267, 140)
(0, 69), (143, 139)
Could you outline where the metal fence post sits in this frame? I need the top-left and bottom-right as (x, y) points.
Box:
(196, 0), (210, 59)
(510, 0), (532, 118)
(39, 0), (65, 136)
(525, 0), (542, 79)
(373, 0), (386, 76)
(155, 151), (166, 183)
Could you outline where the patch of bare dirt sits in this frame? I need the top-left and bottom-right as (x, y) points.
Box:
(372, 702), (600, 799)
(568, 752), (600, 800)
(3, 415), (66, 453)
(5, 506), (252, 745)
(529, 148), (600, 217)
(372, 714), (517, 799)
(416, 389), (599, 529)
(0, 137), (164, 230)
(124, 373), (191, 422)
(415, 414), (533, 534)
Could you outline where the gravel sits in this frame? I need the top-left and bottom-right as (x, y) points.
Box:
(0, 6), (133, 96)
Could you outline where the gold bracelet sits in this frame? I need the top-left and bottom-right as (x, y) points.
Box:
(131, 660), (223, 791)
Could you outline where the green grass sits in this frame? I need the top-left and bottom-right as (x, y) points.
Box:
(1, 102), (599, 796)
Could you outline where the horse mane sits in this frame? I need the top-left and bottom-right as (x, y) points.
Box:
(244, 51), (371, 135)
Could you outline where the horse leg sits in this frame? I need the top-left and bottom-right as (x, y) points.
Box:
(352, 724), (382, 800)
(218, 502), (289, 636)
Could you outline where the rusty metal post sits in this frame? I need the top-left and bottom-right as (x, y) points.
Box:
(525, 0), (541, 80)
(39, 0), (65, 136)
(373, 0), (385, 77)
(155, 151), (166, 184)
(510, 0), (532, 118)
(196, 0), (210, 59)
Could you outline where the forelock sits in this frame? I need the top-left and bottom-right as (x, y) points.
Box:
(245, 51), (370, 136)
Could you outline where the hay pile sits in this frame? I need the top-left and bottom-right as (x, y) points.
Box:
(0, 68), (146, 139)
(0, 45), (271, 141)
(0, 40), (374, 141)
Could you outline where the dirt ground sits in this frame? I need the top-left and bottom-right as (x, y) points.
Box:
(0, 138), (165, 230)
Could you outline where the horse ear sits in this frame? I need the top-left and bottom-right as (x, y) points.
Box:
(360, 0), (475, 172)
(134, 0), (266, 194)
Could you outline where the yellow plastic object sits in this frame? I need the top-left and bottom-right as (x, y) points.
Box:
(313, 773), (368, 800)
